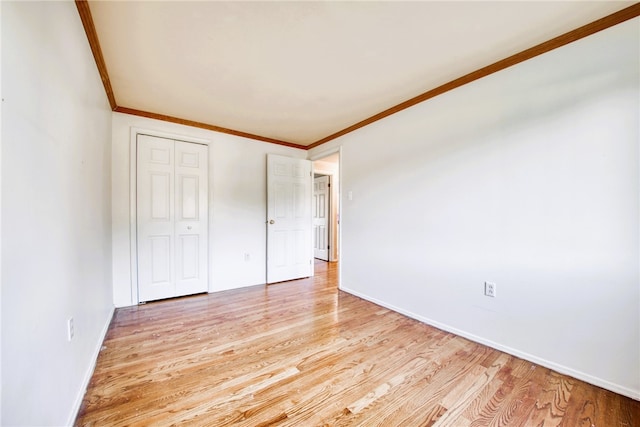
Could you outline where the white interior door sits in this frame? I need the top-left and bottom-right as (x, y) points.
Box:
(137, 135), (208, 302)
(313, 175), (330, 261)
(267, 154), (313, 283)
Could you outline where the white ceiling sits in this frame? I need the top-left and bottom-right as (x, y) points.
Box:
(88, 1), (634, 146)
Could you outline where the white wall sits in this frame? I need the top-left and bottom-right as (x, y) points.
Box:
(310, 18), (639, 398)
(1, 2), (114, 425)
(0, 0), (4, 421)
(112, 113), (306, 307)
(0, 0), (4, 420)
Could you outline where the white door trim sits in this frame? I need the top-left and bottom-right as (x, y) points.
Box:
(308, 147), (341, 163)
(129, 127), (212, 304)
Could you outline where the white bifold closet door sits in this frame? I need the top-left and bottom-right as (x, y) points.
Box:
(137, 134), (208, 303)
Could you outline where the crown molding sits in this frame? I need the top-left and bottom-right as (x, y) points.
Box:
(77, 2), (640, 151)
(114, 107), (307, 149)
(75, 0), (117, 110)
(307, 3), (640, 149)
(76, 0), (303, 149)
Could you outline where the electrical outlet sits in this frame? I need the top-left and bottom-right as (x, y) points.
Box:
(484, 282), (496, 298)
(244, 253), (250, 262)
(67, 317), (75, 341)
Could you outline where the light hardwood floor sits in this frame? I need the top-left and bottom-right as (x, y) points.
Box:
(76, 261), (639, 426)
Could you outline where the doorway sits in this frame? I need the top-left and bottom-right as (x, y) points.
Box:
(312, 152), (340, 264)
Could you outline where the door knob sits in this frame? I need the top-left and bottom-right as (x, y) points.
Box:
(269, 220), (275, 224)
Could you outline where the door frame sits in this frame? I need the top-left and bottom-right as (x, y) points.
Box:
(309, 147), (342, 283)
(129, 127), (212, 304)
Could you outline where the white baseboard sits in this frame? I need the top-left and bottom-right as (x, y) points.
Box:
(66, 306), (116, 426)
(340, 285), (640, 401)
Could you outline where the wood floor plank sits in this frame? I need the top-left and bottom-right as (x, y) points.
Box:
(431, 353), (511, 426)
(284, 333), (456, 426)
(523, 371), (574, 426)
(317, 335), (471, 426)
(75, 261), (639, 426)
(225, 323), (432, 426)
